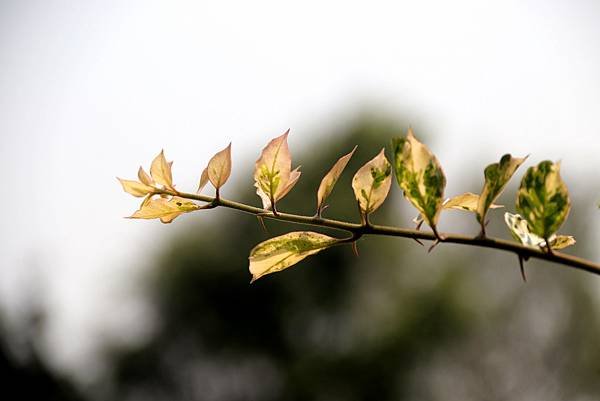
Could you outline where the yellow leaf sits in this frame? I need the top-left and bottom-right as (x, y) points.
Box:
(137, 166), (154, 186)
(392, 128), (446, 229)
(550, 235), (576, 250)
(254, 130), (300, 209)
(128, 196), (199, 224)
(277, 166), (301, 201)
(316, 146), (357, 215)
(249, 231), (338, 282)
(444, 192), (502, 213)
(352, 148), (392, 216)
(150, 150), (174, 190)
(206, 143), (232, 189)
(197, 168), (209, 193)
(117, 178), (155, 197)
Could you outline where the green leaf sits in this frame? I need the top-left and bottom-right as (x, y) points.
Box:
(248, 231), (338, 282)
(504, 212), (575, 250)
(477, 154), (527, 224)
(392, 128), (446, 229)
(516, 160), (570, 239)
(351, 148), (392, 216)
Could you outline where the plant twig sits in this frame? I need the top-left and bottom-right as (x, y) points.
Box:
(163, 189), (600, 277)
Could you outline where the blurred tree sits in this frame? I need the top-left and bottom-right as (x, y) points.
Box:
(0, 309), (84, 401)
(104, 115), (600, 401)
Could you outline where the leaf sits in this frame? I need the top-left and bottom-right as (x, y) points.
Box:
(117, 178), (155, 197)
(248, 231), (338, 282)
(317, 146), (357, 215)
(197, 168), (209, 193)
(277, 166), (302, 200)
(138, 167), (154, 186)
(550, 235), (576, 250)
(254, 130), (300, 209)
(128, 196), (199, 224)
(392, 128), (446, 229)
(150, 150), (174, 190)
(477, 154), (527, 224)
(516, 161), (570, 239)
(351, 148), (392, 216)
(504, 212), (575, 250)
(412, 192), (501, 226)
(444, 192), (503, 212)
(206, 143), (232, 189)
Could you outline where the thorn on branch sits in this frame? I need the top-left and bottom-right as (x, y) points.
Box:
(518, 255), (527, 282)
(428, 239), (440, 253)
(256, 216), (268, 234)
(412, 236), (424, 246)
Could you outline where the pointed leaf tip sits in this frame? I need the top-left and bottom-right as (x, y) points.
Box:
(197, 168), (209, 193)
(137, 167), (153, 186)
(249, 231), (337, 281)
(118, 177), (155, 197)
(317, 145), (357, 214)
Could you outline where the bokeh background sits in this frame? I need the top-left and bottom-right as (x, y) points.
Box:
(1, 1), (600, 400)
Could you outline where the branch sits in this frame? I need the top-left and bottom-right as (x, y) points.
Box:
(162, 189), (600, 277)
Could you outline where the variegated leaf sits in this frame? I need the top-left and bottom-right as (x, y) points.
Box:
(392, 128), (446, 229)
(351, 148), (392, 216)
(249, 231), (338, 282)
(477, 154), (527, 224)
(504, 212), (575, 250)
(254, 130), (300, 209)
(516, 161), (570, 239)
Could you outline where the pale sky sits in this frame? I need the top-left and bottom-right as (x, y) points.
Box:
(1, 0), (599, 380)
